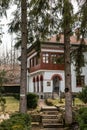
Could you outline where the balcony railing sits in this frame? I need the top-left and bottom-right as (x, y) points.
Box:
(29, 63), (64, 73)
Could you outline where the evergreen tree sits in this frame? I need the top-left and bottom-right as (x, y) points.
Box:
(2, 0), (87, 124)
(62, 0), (73, 124)
(0, 70), (6, 113)
(74, 0), (87, 75)
(0, 0), (11, 16)
(19, 0), (27, 113)
(8, 0), (74, 122)
(0, 0), (27, 113)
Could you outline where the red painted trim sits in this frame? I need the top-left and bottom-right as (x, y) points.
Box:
(40, 75), (43, 81)
(51, 74), (62, 80)
(36, 76), (39, 82)
(33, 77), (35, 82)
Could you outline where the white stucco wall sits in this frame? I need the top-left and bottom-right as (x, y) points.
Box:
(27, 70), (65, 93)
(83, 52), (87, 85)
(71, 63), (82, 92)
(27, 74), (33, 92)
(42, 70), (65, 93)
(71, 52), (87, 92)
(27, 52), (87, 94)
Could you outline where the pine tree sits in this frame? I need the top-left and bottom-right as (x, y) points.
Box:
(19, 0), (27, 113)
(63, 0), (73, 124)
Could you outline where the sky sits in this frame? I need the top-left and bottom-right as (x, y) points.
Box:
(0, 1), (78, 58)
(0, 5), (17, 58)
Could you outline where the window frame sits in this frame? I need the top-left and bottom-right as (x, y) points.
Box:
(42, 53), (49, 63)
(76, 75), (85, 87)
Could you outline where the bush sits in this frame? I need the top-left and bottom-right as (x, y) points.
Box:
(76, 107), (87, 130)
(31, 114), (41, 123)
(45, 98), (54, 106)
(13, 93), (39, 109)
(77, 86), (87, 103)
(0, 113), (31, 130)
(13, 94), (20, 100)
(27, 93), (39, 109)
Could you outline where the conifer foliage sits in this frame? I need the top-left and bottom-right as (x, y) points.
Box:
(0, 70), (6, 113)
(1, 0), (87, 125)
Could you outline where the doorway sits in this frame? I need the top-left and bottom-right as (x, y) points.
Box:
(53, 76), (59, 94)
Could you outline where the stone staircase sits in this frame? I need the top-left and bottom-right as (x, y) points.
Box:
(41, 106), (63, 128)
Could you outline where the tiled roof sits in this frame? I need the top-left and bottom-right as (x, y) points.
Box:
(47, 34), (87, 45)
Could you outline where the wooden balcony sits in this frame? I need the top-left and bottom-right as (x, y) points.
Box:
(41, 63), (64, 70)
(28, 63), (64, 73)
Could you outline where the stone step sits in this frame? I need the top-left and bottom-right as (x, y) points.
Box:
(42, 115), (58, 119)
(43, 123), (63, 128)
(41, 106), (63, 128)
(43, 111), (58, 115)
(42, 119), (62, 123)
(41, 107), (58, 111)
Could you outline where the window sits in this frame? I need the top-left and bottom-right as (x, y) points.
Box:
(32, 57), (34, 66)
(30, 58), (34, 67)
(33, 77), (36, 92)
(76, 75), (85, 87)
(35, 55), (38, 65)
(30, 55), (39, 67)
(56, 54), (64, 64)
(43, 53), (49, 63)
(37, 76), (39, 92)
(30, 59), (32, 67)
(51, 53), (64, 64)
(40, 75), (43, 92)
(51, 54), (57, 64)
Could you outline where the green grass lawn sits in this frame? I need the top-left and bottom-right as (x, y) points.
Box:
(74, 98), (84, 105)
(46, 98), (85, 107)
(4, 96), (19, 113)
(0, 96), (85, 114)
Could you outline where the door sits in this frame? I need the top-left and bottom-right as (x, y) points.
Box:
(53, 76), (59, 94)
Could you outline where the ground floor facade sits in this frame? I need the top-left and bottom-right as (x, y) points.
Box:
(27, 63), (87, 99)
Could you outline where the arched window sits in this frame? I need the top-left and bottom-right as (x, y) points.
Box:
(40, 75), (43, 92)
(33, 77), (35, 82)
(51, 74), (62, 80)
(36, 76), (39, 92)
(33, 77), (36, 92)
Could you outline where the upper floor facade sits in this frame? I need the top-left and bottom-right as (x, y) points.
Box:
(27, 41), (65, 73)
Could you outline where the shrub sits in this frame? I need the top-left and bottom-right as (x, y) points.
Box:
(13, 94), (20, 100)
(45, 98), (54, 106)
(76, 107), (87, 130)
(27, 93), (39, 109)
(0, 70), (6, 113)
(0, 97), (6, 113)
(77, 86), (87, 103)
(31, 114), (41, 123)
(13, 93), (39, 109)
(0, 113), (31, 130)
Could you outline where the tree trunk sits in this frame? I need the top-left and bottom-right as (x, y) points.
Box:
(64, 0), (72, 125)
(64, 28), (72, 124)
(20, 0), (27, 113)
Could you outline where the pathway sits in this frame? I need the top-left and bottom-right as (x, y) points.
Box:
(32, 99), (64, 130)
(38, 99), (47, 107)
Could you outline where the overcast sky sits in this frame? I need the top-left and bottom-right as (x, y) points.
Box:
(0, 5), (17, 58)
(0, 1), (78, 58)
